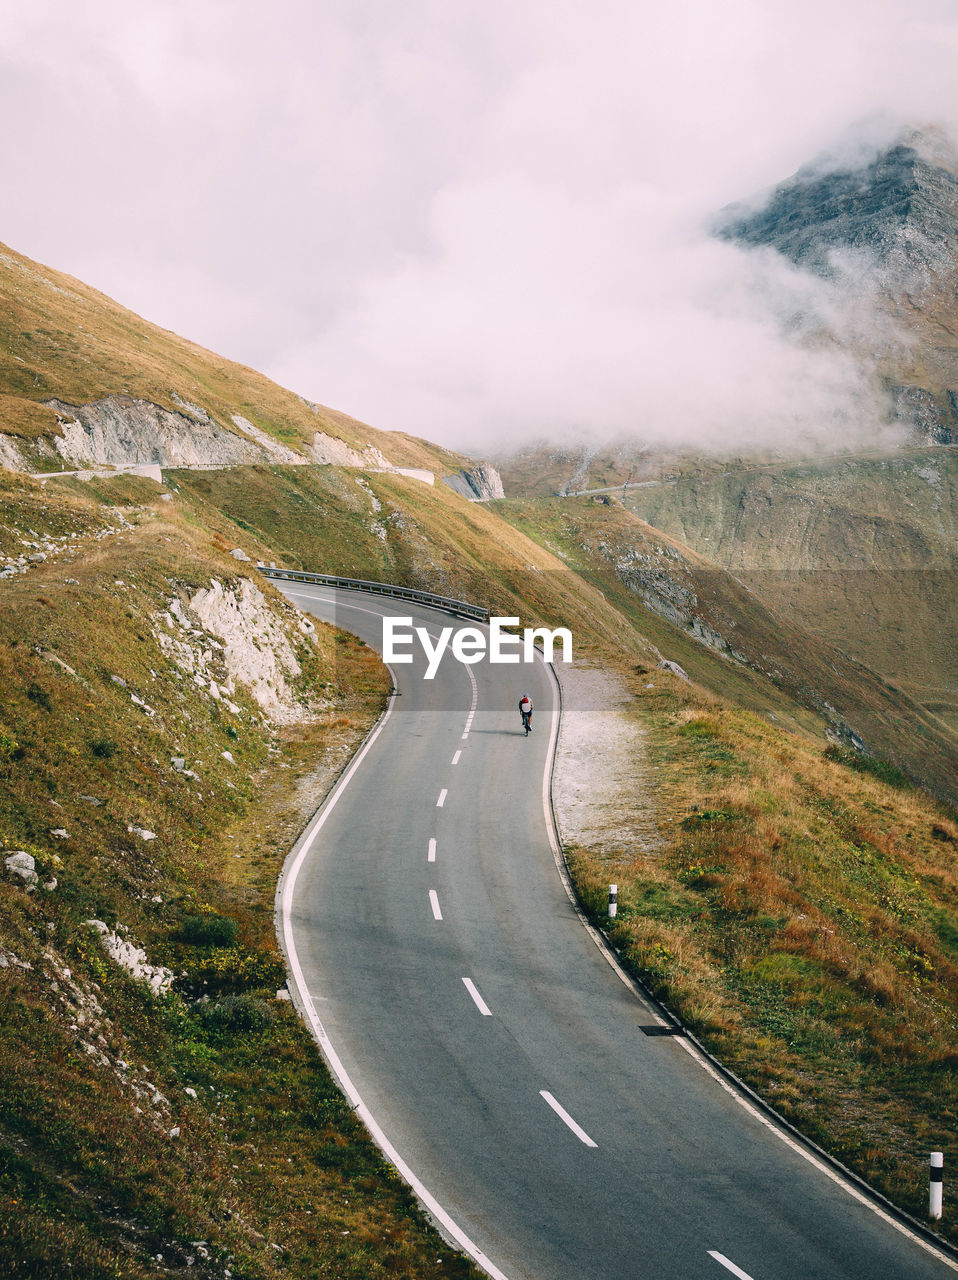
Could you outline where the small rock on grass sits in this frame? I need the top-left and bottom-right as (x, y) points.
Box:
(5, 852), (38, 890)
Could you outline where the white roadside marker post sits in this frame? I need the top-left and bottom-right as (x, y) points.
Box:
(931, 1152), (944, 1220)
(608, 884), (617, 919)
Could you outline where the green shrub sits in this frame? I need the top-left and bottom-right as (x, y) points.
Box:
(89, 738), (118, 759)
(198, 992), (273, 1034)
(179, 913), (238, 947)
(25, 683), (51, 711)
(188, 946), (286, 991)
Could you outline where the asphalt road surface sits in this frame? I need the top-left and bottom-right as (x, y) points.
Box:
(274, 583), (956, 1280)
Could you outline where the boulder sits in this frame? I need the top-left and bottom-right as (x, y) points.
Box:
(5, 852), (38, 890)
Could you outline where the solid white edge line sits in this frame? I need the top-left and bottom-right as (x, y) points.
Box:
(708, 1251), (755, 1280)
(536, 653), (958, 1274)
(437, 788), (448, 808)
(274, 588), (511, 1280)
(539, 1091), (598, 1148)
(430, 889), (443, 921)
(428, 837), (437, 863)
(463, 977), (493, 1016)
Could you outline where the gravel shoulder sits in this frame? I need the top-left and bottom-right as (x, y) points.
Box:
(552, 659), (660, 859)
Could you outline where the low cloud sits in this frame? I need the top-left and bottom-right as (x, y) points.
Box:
(270, 179), (901, 455)
(1, 1), (957, 454)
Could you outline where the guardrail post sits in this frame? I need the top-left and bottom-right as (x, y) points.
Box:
(931, 1152), (944, 1220)
(608, 885), (617, 919)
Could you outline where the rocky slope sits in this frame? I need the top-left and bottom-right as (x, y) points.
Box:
(0, 469), (463, 1279)
(499, 493), (958, 803)
(717, 128), (958, 286)
(441, 463), (506, 502)
(718, 127), (958, 443)
(621, 449), (958, 708)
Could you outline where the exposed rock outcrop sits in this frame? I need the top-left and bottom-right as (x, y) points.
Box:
(888, 385), (958, 445)
(716, 127), (958, 449)
(308, 431), (393, 469)
(229, 414), (308, 464)
(0, 433), (28, 471)
(1, 390), (426, 479)
(46, 394), (283, 468)
(156, 577), (313, 726)
(716, 129), (958, 289)
(442, 464), (505, 501)
(85, 920), (173, 994)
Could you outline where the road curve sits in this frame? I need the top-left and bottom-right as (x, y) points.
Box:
(274, 584), (956, 1280)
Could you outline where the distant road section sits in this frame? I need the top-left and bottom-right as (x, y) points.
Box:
(274, 583), (956, 1280)
(561, 478), (675, 497)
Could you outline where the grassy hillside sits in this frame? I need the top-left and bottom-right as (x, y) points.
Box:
(0, 470), (480, 1279)
(564, 658), (958, 1235)
(165, 460), (957, 802)
(499, 440), (958, 726)
(167, 464), (645, 655)
(496, 495), (958, 805)
(0, 239), (461, 476)
(620, 448), (958, 710)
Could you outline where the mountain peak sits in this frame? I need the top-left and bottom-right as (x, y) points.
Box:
(717, 124), (958, 282)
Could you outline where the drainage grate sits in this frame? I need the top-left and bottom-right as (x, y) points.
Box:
(640, 1024), (685, 1037)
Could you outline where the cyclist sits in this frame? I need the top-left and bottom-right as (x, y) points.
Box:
(518, 693), (534, 735)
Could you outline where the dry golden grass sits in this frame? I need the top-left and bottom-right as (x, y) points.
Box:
(0, 237), (464, 473)
(565, 658), (958, 1236)
(0, 472), (479, 1279)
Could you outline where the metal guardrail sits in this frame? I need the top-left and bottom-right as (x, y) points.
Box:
(258, 566), (488, 622)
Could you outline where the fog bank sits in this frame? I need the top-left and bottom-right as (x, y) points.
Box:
(2, 1), (957, 452)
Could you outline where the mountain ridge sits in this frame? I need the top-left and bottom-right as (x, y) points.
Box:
(717, 129), (958, 284)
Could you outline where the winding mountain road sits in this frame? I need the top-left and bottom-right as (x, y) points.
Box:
(274, 583), (955, 1280)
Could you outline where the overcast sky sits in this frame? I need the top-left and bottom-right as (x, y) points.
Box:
(2, 1), (957, 454)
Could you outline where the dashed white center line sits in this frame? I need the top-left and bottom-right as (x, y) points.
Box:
(437, 788), (447, 807)
(539, 1091), (597, 1148)
(428, 838), (437, 863)
(708, 1252), (755, 1280)
(451, 750), (462, 765)
(429, 890), (443, 921)
(462, 978), (492, 1016)
(461, 665), (478, 739)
